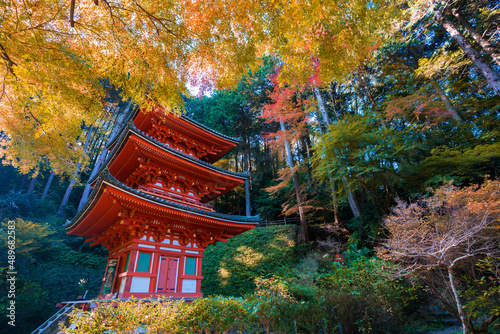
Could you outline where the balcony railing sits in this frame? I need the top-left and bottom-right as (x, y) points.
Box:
(138, 186), (214, 212)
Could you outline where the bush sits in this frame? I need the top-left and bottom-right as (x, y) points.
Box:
(317, 256), (413, 333)
(247, 277), (301, 333)
(185, 296), (250, 333)
(202, 225), (299, 296)
(63, 297), (250, 334)
(0, 191), (60, 220)
(0, 191), (40, 219)
(63, 298), (181, 334)
(54, 245), (107, 269)
(244, 254), (412, 334)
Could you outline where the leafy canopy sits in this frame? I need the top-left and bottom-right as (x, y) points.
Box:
(0, 0), (399, 174)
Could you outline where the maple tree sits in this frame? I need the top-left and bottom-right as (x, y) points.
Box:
(0, 0), (400, 175)
(0, 0), (260, 175)
(185, 0), (399, 83)
(260, 71), (311, 241)
(377, 181), (500, 333)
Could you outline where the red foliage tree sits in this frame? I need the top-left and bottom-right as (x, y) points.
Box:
(377, 180), (500, 333)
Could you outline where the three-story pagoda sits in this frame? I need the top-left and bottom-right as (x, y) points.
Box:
(65, 106), (259, 300)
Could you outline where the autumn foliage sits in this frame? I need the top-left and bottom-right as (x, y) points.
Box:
(379, 180), (500, 270)
(378, 180), (500, 333)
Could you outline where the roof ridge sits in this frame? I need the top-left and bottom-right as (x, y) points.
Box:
(107, 106), (241, 148)
(179, 114), (241, 143)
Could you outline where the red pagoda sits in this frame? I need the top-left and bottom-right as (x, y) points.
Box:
(65, 106), (258, 300)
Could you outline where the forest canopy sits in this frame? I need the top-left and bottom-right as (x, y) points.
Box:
(0, 0), (398, 174)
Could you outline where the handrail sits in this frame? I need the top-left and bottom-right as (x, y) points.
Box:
(137, 186), (214, 212)
(257, 217), (326, 227)
(31, 302), (75, 334)
(257, 217), (301, 226)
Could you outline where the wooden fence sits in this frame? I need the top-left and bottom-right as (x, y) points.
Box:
(257, 217), (328, 227)
(257, 217), (306, 227)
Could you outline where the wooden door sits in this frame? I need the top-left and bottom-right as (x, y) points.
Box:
(166, 257), (178, 292)
(157, 256), (178, 293)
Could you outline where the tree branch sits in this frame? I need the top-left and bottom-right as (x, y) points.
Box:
(0, 42), (17, 76)
(70, 0), (76, 27)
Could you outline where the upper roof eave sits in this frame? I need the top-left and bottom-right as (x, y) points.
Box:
(178, 115), (241, 144)
(105, 104), (139, 149)
(88, 122), (249, 186)
(65, 170), (260, 231)
(107, 107), (242, 149)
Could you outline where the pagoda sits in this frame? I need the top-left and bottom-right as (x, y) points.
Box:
(65, 106), (259, 300)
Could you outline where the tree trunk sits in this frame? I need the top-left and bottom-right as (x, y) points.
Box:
(280, 119), (309, 241)
(27, 172), (38, 194)
(243, 131), (252, 217)
(407, 46), (464, 121)
(243, 135), (249, 172)
(314, 87), (330, 129)
(315, 109), (340, 224)
(18, 174), (27, 192)
(41, 171), (55, 200)
(314, 87), (361, 218)
(300, 133), (313, 189)
(345, 181), (362, 217)
(448, 267), (469, 334)
(78, 102), (133, 211)
(436, 10), (500, 96)
(235, 151), (239, 173)
(243, 135), (254, 210)
(238, 186), (241, 215)
(328, 83), (341, 121)
(429, 79), (464, 121)
(357, 71), (378, 111)
(57, 128), (94, 216)
(451, 9), (500, 67)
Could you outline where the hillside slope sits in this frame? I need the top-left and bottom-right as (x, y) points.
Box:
(201, 225), (299, 296)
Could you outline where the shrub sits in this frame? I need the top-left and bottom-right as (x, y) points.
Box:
(247, 277), (300, 334)
(62, 297), (250, 334)
(185, 296), (250, 333)
(63, 298), (184, 334)
(202, 225), (299, 296)
(54, 245), (107, 269)
(317, 256), (413, 333)
(59, 254), (412, 334)
(0, 191), (40, 219)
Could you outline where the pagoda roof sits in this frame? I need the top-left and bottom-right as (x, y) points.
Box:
(89, 121), (248, 186)
(178, 114), (240, 144)
(65, 169), (259, 235)
(107, 107), (241, 163)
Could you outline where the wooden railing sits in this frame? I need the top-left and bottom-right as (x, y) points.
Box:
(257, 217), (302, 227)
(138, 186), (214, 211)
(257, 217), (327, 227)
(31, 302), (76, 334)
